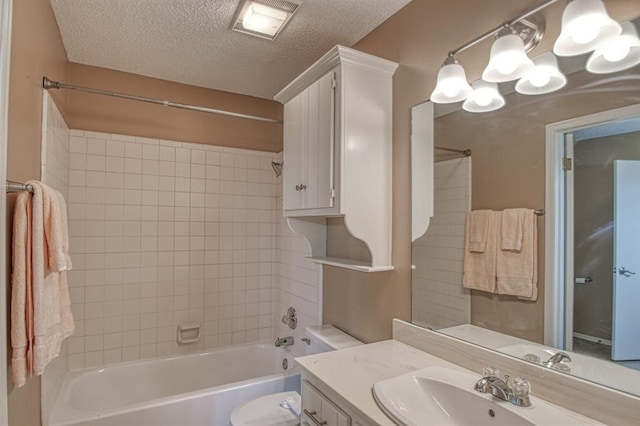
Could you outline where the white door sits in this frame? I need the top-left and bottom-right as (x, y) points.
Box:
(282, 91), (304, 211)
(612, 160), (640, 360)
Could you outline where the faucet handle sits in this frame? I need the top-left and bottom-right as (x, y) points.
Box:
(509, 376), (531, 397)
(482, 366), (501, 378)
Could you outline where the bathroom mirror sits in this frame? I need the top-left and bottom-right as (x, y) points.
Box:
(411, 17), (640, 397)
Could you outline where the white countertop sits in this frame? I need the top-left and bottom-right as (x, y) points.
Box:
(295, 339), (475, 425)
(295, 339), (602, 426)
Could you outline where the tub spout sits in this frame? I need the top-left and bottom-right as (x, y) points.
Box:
(275, 336), (294, 347)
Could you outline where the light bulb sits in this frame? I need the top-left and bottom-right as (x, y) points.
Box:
(529, 70), (551, 88)
(603, 43), (631, 62)
(515, 52), (567, 95)
(243, 6), (269, 30)
(463, 81), (504, 113)
(570, 20), (600, 44)
(586, 21), (640, 73)
(442, 81), (460, 98)
(554, 0), (622, 56)
(431, 60), (473, 103)
(474, 90), (493, 107)
(497, 60), (518, 75)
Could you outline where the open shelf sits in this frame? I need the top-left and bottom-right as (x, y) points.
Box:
(306, 256), (395, 273)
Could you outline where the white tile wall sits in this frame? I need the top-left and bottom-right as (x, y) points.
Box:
(412, 157), (471, 329)
(40, 90), (71, 425)
(273, 151), (322, 354)
(66, 131), (282, 369)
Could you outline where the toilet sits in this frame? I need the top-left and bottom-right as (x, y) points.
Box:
(229, 324), (362, 426)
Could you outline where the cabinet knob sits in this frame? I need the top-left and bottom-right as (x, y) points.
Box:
(296, 184), (307, 191)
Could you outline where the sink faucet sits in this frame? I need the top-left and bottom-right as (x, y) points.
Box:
(275, 336), (294, 347)
(543, 351), (571, 368)
(474, 367), (532, 407)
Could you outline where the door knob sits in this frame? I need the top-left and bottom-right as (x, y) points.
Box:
(618, 267), (636, 277)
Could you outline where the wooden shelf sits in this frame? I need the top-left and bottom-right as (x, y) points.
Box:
(306, 256), (394, 273)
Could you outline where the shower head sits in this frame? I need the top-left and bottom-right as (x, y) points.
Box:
(271, 161), (283, 177)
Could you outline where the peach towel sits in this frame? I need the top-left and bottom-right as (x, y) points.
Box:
(496, 210), (538, 300)
(501, 208), (528, 252)
(11, 181), (74, 387)
(463, 211), (499, 293)
(11, 191), (34, 387)
(467, 210), (492, 253)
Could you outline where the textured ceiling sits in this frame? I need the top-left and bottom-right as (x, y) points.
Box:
(50, 0), (412, 99)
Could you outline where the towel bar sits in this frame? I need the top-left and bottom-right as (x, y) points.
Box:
(6, 181), (33, 193)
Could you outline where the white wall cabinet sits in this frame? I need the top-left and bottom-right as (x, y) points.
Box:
(275, 45), (398, 272)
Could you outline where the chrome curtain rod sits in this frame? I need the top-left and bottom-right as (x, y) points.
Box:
(448, 0), (560, 56)
(7, 181), (33, 193)
(42, 77), (282, 124)
(435, 145), (472, 157)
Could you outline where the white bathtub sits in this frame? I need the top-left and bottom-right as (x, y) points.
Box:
(49, 343), (301, 426)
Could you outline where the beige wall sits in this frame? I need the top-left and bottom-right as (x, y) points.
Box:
(7, 0), (69, 424)
(67, 63), (283, 152)
(323, 0), (640, 343)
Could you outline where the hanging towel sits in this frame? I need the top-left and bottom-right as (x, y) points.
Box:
(467, 210), (492, 253)
(42, 188), (72, 272)
(496, 209), (538, 300)
(463, 211), (499, 293)
(16, 182), (74, 382)
(501, 208), (528, 252)
(11, 182), (75, 386)
(11, 191), (34, 387)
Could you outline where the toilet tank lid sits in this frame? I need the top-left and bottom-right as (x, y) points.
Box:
(304, 325), (363, 350)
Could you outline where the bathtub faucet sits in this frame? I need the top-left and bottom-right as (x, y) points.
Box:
(275, 336), (294, 347)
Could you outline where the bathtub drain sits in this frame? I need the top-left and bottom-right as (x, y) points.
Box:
(282, 358), (289, 370)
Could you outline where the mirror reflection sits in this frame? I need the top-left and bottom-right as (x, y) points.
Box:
(411, 17), (640, 397)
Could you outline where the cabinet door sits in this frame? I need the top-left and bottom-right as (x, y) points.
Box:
(302, 380), (351, 426)
(283, 70), (336, 214)
(304, 71), (335, 210)
(283, 90), (305, 211)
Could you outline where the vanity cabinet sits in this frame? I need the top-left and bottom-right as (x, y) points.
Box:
(275, 45), (398, 272)
(302, 379), (351, 426)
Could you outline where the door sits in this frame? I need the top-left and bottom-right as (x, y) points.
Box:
(283, 91), (304, 210)
(282, 70), (335, 213)
(304, 71), (335, 210)
(612, 160), (640, 360)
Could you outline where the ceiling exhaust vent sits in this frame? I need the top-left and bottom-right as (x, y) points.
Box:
(232, 0), (302, 41)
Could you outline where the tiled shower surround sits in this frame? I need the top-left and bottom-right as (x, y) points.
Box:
(412, 157), (471, 329)
(62, 130), (318, 370)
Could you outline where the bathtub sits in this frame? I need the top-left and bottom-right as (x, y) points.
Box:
(49, 343), (301, 426)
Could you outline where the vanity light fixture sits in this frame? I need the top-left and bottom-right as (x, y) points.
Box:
(430, 55), (473, 104)
(586, 21), (640, 74)
(428, 0), (549, 105)
(462, 80), (505, 113)
(515, 52), (567, 95)
(232, 0), (302, 40)
(553, 0), (621, 56)
(482, 27), (535, 82)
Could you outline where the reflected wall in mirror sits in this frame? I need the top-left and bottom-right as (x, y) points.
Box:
(411, 16), (640, 398)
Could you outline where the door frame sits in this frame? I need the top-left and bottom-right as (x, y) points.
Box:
(544, 103), (640, 349)
(0, 0), (12, 424)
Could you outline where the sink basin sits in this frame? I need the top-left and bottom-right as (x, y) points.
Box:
(498, 343), (640, 396)
(373, 366), (598, 426)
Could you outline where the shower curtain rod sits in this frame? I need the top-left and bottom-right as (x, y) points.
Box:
(435, 145), (472, 157)
(42, 77), (282, 124)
